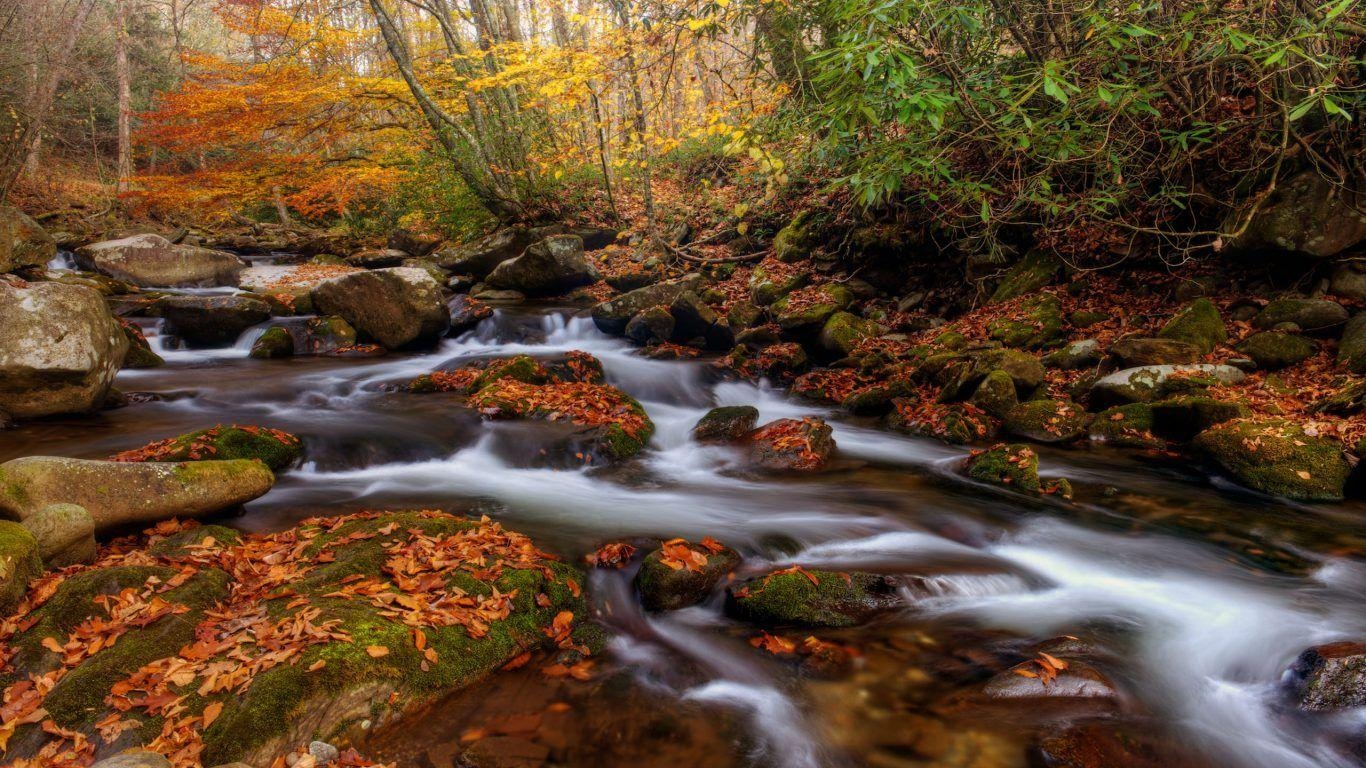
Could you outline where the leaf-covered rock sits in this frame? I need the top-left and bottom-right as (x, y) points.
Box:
(1191, 419), (1351, 501)
(636, 538), (740, 612)
(110, 425), (303, 471)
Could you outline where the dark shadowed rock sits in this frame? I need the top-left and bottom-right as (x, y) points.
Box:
(592, 274), (702, 334)
(485, 235), (596, 297)
(1284, 641), (1366, 710)
(725, 568), (901, 627)
(693, 406), (760, 442)
(312, 267), (450, 349)
(0, 205), (56, 273)
(159, 295), (271, 347)
(1253, 298), (1348, 335)
(1109, 338), (1202, 367)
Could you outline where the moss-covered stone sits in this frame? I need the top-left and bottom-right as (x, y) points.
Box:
(0, 520), (41, 614)
(119, 322), (165, 369)
(725, 569), (900, 628)
(1339, 314), (1366, 374)
(147, 524), (244, 557)
(966, 443), (1042, 493)
(987, 294), (1064, 349)
(772, 210), (819, 263)
(1150, 397), (1250, 441)
(1192, 419), (1351, 501)
(20, 503), (96, 567)
(1236, 331), (1314, 371)
(819, 311), (882, 356)
(888, 400), (996, 444)
(471, 380), (655, 461)
(1253, 298), (1348, 335)
(772, 284), (854, 332)
(1158, 298), (1227, 354)
(1069, 310), (1109, 328)
(112, 425), (303, 471)
(1044, 339), (1101, 370)
(968, 369), (1019, 418)
(841, 379), (914, 416)
(624, 306), (675, 346)
(249, 326), (295, 359)
(636, 540), (741, 612)
(748, 265), (808, 307)
(693, 406), (759, 442)
(989, 250), (1064, 304)
(1002, 399), (1090, 444)
(935, 330), (969, 351)
(1087, 404), (1162, 448)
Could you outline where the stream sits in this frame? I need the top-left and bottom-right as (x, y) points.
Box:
(4, 278), (1365, 767)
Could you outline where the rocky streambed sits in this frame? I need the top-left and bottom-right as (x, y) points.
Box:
(0, 210), (1364, 768)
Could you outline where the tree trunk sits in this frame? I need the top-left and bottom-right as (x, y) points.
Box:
(115, 0), (132, 192)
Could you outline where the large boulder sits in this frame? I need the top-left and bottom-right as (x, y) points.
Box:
(1337, 314), (1366, 373)
(1225, 169), (1366, 259)
(0, 519), (41, 614)
(485, 235), (596, 297)
(311, 267), (450, 350)
(0, 456), (275, 532)
(1284, 641), (1366, 710)
(592, 274), (702, 334)
(0, 511), (585, 767)
(75, 234), (247, 288)
(434, 226), (556, 279)
(1252, 298), (1348, 335)
(1192, 419), (1351, 501)
(0, 280), (128, 418)
(1090, 364), (1246, 407)
(19, 503), (96, 567)
(387, 228), (444, 257)
(0, 206), (56, 273)
(158, 295), (271, 347)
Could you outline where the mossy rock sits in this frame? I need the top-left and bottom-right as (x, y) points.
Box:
(1253, 299), (1348, 335)
(1192, 419), (1351, 501)
(989, 250), (1064, 304)
(693, 406), (759, 442)
(841, 379), (914, 416)
(147, 524), (244, 557)
(965, 443), (1072, 498)
(249, 326), (295, 360)
(1069, 309), (1109, 328)
(20, 503), (96, 567)
(471, 381), (656, 461)
(636, 541), (741, 612)
(1310, 379), (1366, 416)
(1236, 331), (1314, 371)
(935, 330), (969, 351)
(0, 520), (41, 614)
(1088, 404), (1162, 448)
(819, 311), (882, 356)
(120, 322), (165, 369)
(987, 294), (1064, 349)
(1150, 397), (1250, 441)
(1158, 298), (1227, 354)
(112, 425), (304, 471)
(1338, 315), (1366, 374)
(772, 210), (820, 263)
(725, 569), (900, 628)
(772, 284), (854, 332)
(1044, 339), (1101, 370)
(888, 400), (997, 444)
(625, 306), (676, 346)
(968, 369), (1019, 418)
(473, 354), (551, 389)
(1002, 399), (1091, 444)
(748, 265), (808, 307)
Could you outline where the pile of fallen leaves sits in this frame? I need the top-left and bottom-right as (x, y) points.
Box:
(414, 369), (483, 394)
(474, 380), (651, 441)
(791, 368), (878, 405)
(0, 511), (582, 768)
(585, 542), (638, 569)
(258, 264), (360, 291)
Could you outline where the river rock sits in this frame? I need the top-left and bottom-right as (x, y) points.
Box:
(1337, 314), (1366, 373)
(0, 456), (275, 532)
(1226, 168), (1366, 259)
(119, 321), (164, 368)
(965, 443), (1071, 498)
(1329, 260), (1366, 300)
(470, 379), (655, 461)
(1002, 399), (1091, 444)
(311, 267), (450, 350)
(983, 659), (1117, 700)
(1089, 364), (1246, 407)
(485, 235), (596, 296)
(968, 370), (1019, 418)
(159, 295), (271, 347)
(591, 274), (702, 334)
(75, 234), (247, 288)
(111, 425), (303, 471)
(387, 229), (444, 258)
(725, 568), (901, 627)
(0, 280), (128, 418)
(773, 284), (854, 333)
(1, 205), (56, 273)
(249, 326), (294, 359)
(636, 539), (741, 611)
(1236, 331), (1315, 370)
(346, 247), (408, 269)
(1252, 298), (1348, 335)
(745, 417), (835, 472)
(624, 306), (675, 345)
(1192, 419), (1351, 501)
(748, 262), (809, 306)
(1284, 641), (1366, 710)
(448, 294), (493, 336)
(435, 226), (544, 279)
(0, 520), (41, 614)
(820, 311), (883, 356)
(693, 406), (760, 442)
(1157, 298), (1227, 354)
(20, 503), (97, 567)
(1109, 337), (1202, 367)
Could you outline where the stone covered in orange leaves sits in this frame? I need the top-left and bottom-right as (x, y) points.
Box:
(744, 417), (835, 472)
(635, 537), (741, 611)
(0, 511), (587, 768)
(109, 425), (303, 471)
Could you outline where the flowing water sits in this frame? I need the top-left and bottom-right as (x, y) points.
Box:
(4, 298), (1365, 768)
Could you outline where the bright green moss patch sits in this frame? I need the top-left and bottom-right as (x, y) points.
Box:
(1158, 298), (1227, 354)
(0, 520), (41, 615)
(1192, 419), (1351, 501)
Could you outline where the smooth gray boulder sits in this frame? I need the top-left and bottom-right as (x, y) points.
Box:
(311, 267), (450, 349)
(0, 457), (274, 533)
(1090, 364), (1246, 407)
(0, 280), (128, 418)
(20, 503), (97, 566)
(0, 206), (56, 273)
(75, 233), (247, 288)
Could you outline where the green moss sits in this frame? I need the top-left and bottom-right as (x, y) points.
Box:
(772, 210), (819, 263)
(726, 569), (896, 627)
(1069, 309), (1109, 328)
(748, 265), (808, 306)
(249, 327), (295, 360)
(773, 284), (854, 331)
(1002, 399), (1090, 443)
(820, 311), (881, 356)
(0, 520), (41, 615)
(1158, 298), (1227, 354)
(131, 427), (302, 471)
(636, 544), (740, 612)
(968, 369), (1019, 418)
(1236, 331), (1314, 370)
(693, 406), (760, 442)
(473, 355), (550, 390)
(989, 250), (1063, 304)
(987, 294), (1064, 349)
(1192, 419), (1351, 501)
(1088, 404), (1161, 447)
(935, 330), (969, 351)
(966, 444), (1042, 493)
(149, 525), (243, 557)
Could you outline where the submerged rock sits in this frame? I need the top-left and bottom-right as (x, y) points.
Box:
(0, 280), (128, 418)
(693, 406), (760, 443)
(0, 206), (57, 273)
(983, 659), (1117, 700)
(75, 234), (247, 288)
(1192, 419), (1351, 501)
(745, 417), (835, 472)
(110, 425), (303, 471)
(20, 503), (96, 567)
(447, 294), (493, 336)
(485, 235), (596, 296)
(636, 538), (741, 611)
(725, 568), (900, 628)
(1284, 641), (1366, 710)
(0, 456), (274, 532)
(0, 511), (585, 767)
(159, 295), (271, 347)
(311, 267), (450, 350)
(0, 520), (41, 614)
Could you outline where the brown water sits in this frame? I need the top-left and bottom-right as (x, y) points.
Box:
(4, 302), (1364, 768)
